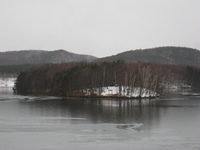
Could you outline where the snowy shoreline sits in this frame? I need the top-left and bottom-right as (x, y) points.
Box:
(0, 78), (16, 88)
(68, 86), (159, 99)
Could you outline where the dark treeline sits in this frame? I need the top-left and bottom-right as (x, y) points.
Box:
(185, 66), (200, 88)
(15, 61), (200, 96)
(0, 64), (46, 75)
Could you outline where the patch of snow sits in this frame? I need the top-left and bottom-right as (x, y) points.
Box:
(181, 84), (192, 88)
(0, 78), (16, 88)
(167, 85), (179, 92)
(83, 86), (158, 98)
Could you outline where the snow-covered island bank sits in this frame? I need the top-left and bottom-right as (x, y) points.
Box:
(70, 86), (159, 98)
(0, 78), (16, 88)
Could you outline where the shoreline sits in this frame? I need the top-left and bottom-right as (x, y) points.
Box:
(14, 91), (159, 99)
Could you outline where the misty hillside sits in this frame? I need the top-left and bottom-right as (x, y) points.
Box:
(1, 47), (200, 67)
(99, 47), (200, 66)
(0, 50), (97, 65)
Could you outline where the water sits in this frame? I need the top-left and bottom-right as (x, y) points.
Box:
(0, 88), (200, 150)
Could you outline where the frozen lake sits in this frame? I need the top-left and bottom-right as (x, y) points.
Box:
(0, 88), (200, 150)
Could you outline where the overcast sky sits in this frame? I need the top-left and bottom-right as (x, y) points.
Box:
(0, 0), (199, 57)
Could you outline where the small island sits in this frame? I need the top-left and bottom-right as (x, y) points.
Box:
(14, 61), (200, 98)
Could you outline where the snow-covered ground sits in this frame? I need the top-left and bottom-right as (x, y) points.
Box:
(84, 86), (158, 98)
(0, 78), (16, 88)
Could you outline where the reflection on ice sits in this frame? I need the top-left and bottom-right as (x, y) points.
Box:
(0, 94), (61, 102)
(100, 99), (157, 107)
(116, 123), (143, 130)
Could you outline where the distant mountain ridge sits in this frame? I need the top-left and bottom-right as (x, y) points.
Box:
(0, 47), (200, 67)
(0, 49), (97, 65)
(98, 47), (200, 67)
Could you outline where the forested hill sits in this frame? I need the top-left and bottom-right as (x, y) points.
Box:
(98, 47), (200, 66)
(0, 50), (97, 65)
(1, 46), (200, 68)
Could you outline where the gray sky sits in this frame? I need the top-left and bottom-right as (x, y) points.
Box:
(0, 0), (199, 57)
